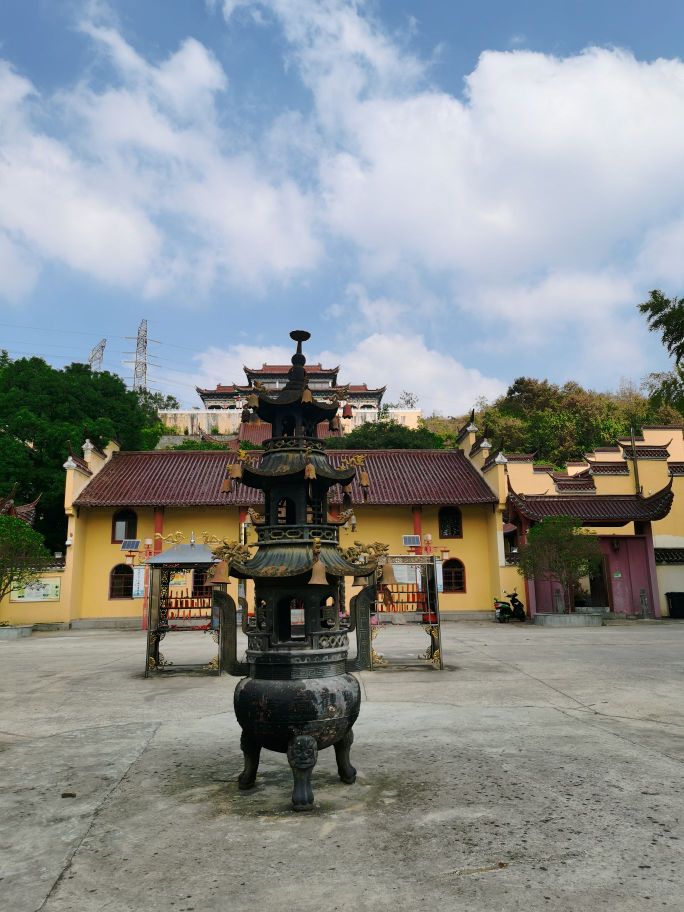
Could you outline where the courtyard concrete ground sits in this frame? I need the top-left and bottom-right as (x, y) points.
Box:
(1, 621), (683, 912)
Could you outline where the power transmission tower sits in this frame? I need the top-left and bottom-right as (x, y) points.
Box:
(88, 339), (106, 371)
(133, 319), (148, 391)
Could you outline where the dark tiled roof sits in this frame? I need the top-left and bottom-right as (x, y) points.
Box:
(507, 479), (673, 525)
(655, 548), (684, 564)
(669, 462), (684, 476)
(620, 443), (670, 459)
(73, 449), (497, 508)
(0, 493), (40, 525)
(552, 475), (596, 493)
(66, 452), (92, 475)
(505, 454), (535, 463)
(327, 450), (496, 506)
(588, 461), (630, 476)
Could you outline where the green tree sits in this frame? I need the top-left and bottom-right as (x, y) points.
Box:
(516, 516), (602, 613)
(325, 421), (444, 450)
(638, 290), (684, 415)
(0, 515), (53, 604)
(0, 356), (176, 549)
(639, 289), (684, 364)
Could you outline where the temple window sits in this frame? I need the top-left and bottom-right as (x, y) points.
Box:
(438, 507), (462, 539)
(109, 564), (134, 599)
(442, 559), (465, 593)
(112, 509), (137, 543)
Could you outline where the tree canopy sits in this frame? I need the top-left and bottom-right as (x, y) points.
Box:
(423, 376), (680, 467)
(639, 289), (684, 413)
(0, 354), (177, 549)
(516, 515), (602, 613)
(0, 515), (53, 604)
(324, 420), (444, 450)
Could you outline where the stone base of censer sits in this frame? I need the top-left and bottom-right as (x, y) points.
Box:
(234, 652), (361, 810)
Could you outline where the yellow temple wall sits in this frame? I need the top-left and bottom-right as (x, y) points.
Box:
(0, 568), (69, 627)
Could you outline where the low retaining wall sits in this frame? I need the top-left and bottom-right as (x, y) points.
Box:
(70, 617), (141, 630)
(0, 625), (33, 640)
(534, 613), (604, 627)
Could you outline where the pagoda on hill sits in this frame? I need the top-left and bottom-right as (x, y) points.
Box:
(223, 330), (383, 811)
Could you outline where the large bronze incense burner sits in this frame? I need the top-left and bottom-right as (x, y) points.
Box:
(225, 331), (376, 810)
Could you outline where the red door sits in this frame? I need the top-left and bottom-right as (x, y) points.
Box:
(600, 537), (652, 616)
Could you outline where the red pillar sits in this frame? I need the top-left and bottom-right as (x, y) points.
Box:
(519, 518), (536, 617)
(642, 521), (662, 618)
(153, 507), (164, 554)
(412, 504), (423, 554)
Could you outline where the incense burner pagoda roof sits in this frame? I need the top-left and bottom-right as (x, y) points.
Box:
(229, 541), (371, 580)
(253, 387), (339, 424)
(244, 363), (339, 376)
(241, 448), (356, 488)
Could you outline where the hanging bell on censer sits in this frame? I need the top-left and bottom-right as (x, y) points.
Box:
(229, 462), (243, 480)
(308, 557), (328, 585)
(301, 387), (313, 404)
(353, 571), (374, 587)
(379, 561), (397, 586)
(342, 402), (353, 419)
(208, 560), (230, 585)
(247, 392), (259, 408)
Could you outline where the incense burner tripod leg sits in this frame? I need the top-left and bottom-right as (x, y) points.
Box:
(237, 732), (261, 789)
(287, 735), (318, 811)
(334, 729), (357, 784)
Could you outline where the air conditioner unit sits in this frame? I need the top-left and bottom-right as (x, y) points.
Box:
(402, 535), (421, 547)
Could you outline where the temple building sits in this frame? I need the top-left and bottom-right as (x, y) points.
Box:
(2, 416), (683, 629)
(159, 361), (420, 436)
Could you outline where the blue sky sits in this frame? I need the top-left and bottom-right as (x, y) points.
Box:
(1, 0), (684, 413)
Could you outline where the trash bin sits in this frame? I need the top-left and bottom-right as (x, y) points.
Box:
(666, 592), (684, 619)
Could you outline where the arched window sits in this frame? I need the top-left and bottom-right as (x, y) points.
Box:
(442, 559), (465, 593)
(112, 509), (137, 543)
(109, 564), (134, 599)
(439, 507), (462, 539)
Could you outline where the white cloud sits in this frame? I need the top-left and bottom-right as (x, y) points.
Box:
(0, 233), (39, 303)
(0, 13), (320, 299)
(4, 0), (684, 391)
(192, 334), (505, 414)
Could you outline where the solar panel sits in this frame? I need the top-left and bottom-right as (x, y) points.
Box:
(402, 535), (421, 547)
(120, 539), (141, 551)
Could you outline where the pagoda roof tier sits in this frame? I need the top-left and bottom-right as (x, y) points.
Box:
(254, 388), (339, 424)
(507, 478), (673, 526)
(244, 363), (339, 377)
(229, 540), (374, 580)
(240, 448), (356, 489)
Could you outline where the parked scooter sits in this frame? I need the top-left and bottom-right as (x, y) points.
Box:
(494, 590), (527, 623)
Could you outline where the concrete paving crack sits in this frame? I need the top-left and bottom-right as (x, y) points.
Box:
(34, 721), (161, 912)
